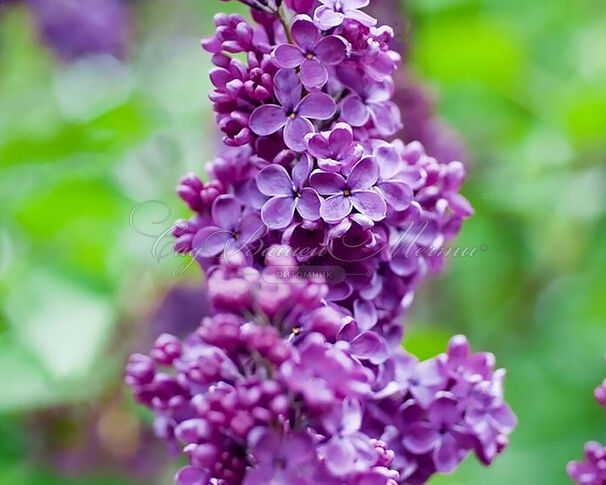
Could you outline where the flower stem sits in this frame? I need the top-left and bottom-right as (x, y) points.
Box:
(277, 4), (294, 44)
(239, 0), (293, 44)
(240, 0), (274, 15)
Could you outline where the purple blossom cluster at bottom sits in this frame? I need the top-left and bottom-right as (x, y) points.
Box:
(126, 250), (516, 484)
(568, 442), (606, 485)
(568, 362), (606, 485)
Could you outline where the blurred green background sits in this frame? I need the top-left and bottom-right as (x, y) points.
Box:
(0, 0), (605, 484)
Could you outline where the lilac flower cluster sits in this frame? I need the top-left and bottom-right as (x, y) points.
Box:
(127, 255), (397, 484)
(175, 2), (474, 340)
(568, 362), (606, 484)
(568, 442), (606, 485)
(369, 335), (517, 482)
(128, 1), (515, 483)
(175, 140), (471, 347)
(127, 249), (515, 484)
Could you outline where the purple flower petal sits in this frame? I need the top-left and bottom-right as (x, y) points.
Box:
(492, 404), (518, 431)
(415, 218), (439, 247)
(409, 359), (448, 407)
(192, 226), (231, 258)
(242, 466), (275, 485)
(375, 144), (401, 180)
(314, 5), (345, 30)
(292, 156), (312, 189)
(346, 0), (370, 7)
(418, 358), (448, 387)
(209, 67), (231, 89)
(175, 466), (210, 485)
(341, 94), (369, 127)
(306, 132), (331, 159)
(314, 35), (348, 65)
(274, 44), (305, 68)
(366, 51), (397, 79)
(396, 166), (425, 188)
(428, 394), (460, 426)
(377, 180), (412, 210)
(346, 9), (377, 27)
(433, 432), (462, 473)
(353, 299), (377, 331)
(322, 437), (356, 476)
(447, 193), (474, 217)
(212, 194), (242, 228)
(341, 398), (363, 434)
(335, 63), (365, 93)
(447, 334), (470, 363)
(329, 217), (352, 239)
(317, 157), (343, 173)
(237, 213), (267, 243)
(297, 92), (336, 120)
(284, 116), (315, 151)
(368, 101), (401, 136)
(365, 80), (392, 104)
(256, 164), (294, 197)
(249, 104), (288, 136)
(390, 252), (418, 277)
(328, 122), (354, 155)
(285, 0), (315, 13)
(321, 194), (352, 221)
(250, 430), (283, 462)
(348, 157), (379, 190)
(309, 171), (346, 195)
(350, 213), (375, 229)
(236, 178), (268, 210)
(327, 280), (353, 300)
(351, 190), (386, 221)
(286, 222), (326, 262)
(283, 432), (317, 466)
(274, 68), (302, 110)
(403, 422), (439, 454)
(300, 58), (328, 89)
(350, 331), (388, 364)
(261, 196), (297, 229)
(291, 16), (320, 51)
(297, 187), (321, 221)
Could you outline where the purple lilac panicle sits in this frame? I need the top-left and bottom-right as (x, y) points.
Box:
(181, 0), (474, 330)
(126, 261), (515, 483)
(127, 1), (515, 484)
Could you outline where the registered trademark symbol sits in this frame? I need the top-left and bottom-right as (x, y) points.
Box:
(480, 244), (488, 252)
